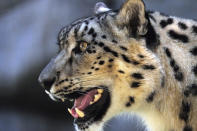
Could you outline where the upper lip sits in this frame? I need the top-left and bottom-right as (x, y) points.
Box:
(54, 87), (104, 100)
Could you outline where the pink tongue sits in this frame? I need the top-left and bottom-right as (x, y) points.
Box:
(70, 89), (98, 118)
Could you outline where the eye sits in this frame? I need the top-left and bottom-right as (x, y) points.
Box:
(73, 41), (89, 54)
(79, 41), (88, 52)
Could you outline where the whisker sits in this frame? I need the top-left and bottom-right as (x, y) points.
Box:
(74, 72), (110, 80)
(71, 78), (105, 86)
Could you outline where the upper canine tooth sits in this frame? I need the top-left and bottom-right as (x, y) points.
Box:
(97, 89), (103, 94)
(75, 108), (85, 118)
(94, 94), (102, 102)
(68, 108), (72, 115)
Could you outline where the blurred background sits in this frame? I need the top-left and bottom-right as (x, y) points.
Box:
(0, 0), (197, 131)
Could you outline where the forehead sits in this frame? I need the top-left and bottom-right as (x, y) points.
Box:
(58, 11), (116, 42)
(58, 16), (92, 41)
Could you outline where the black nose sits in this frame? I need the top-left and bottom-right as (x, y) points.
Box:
(39, 77), (56, 91)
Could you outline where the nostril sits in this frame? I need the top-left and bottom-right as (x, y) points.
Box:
(42, 78), (56, 91)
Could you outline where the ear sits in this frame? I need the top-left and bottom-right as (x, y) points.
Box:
(94, 2), (111, 14)
(116, 0), (147, 37)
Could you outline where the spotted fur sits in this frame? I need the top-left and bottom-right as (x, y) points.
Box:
(38, 0), (197, 131)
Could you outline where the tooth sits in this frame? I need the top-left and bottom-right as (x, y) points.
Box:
(68, 108), (72, 115)
(97, 89), (103, 94)
(94, 94), (102, 102)
(75, 108), (85, 118)
(90, 101), (94, 105)
(69, 99), (74, 102)
(61, 98), (65, 102)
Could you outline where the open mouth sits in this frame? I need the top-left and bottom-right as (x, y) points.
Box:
(63, 87), (110, 123)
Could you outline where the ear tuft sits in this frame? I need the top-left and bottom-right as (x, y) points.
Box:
(116, 0), (147, 37)
(94, 2), (111, 14)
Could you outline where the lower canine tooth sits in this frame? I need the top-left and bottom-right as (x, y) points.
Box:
(90, 101), (94, 105)
(94, 94), (102, 102)
(97, 89), (103, 94)
(68, 108), (72, 115)
(75, 108), (85, 118)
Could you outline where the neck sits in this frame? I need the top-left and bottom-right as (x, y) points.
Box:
(146, 11), (197, 91)
(136, 11), (197, 131)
